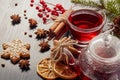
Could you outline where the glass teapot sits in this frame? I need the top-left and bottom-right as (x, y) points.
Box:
(63, 32), (120, 80)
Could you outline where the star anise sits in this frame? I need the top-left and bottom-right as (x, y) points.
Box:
(39, 40), (50, 52)
(10, 14), (21, 25)
(28, 18), (37, 29)
(34, 28), (48, 39)
(19, 60), (30, 70)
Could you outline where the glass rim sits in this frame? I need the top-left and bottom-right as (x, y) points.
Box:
(66, 9), (106, 33)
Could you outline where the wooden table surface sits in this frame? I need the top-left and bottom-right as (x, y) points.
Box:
(0, 0), (72, 80)
(1, 0), (120, 80)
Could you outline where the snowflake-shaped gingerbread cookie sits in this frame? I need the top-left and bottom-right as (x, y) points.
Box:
(1, 39), (30, 64)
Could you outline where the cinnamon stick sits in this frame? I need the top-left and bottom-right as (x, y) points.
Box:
(68, 46), (79, 55)
(48, 9), (73, 40)
(54, 22), (65, 33)
(49, 22), (60, 31)
(48, 29), (56, 40)
(54, 26), (67, 40)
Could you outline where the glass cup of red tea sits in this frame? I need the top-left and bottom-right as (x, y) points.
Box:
(67, 9), (106, 46)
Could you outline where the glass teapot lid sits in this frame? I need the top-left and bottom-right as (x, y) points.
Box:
(89, 33), (120, 64)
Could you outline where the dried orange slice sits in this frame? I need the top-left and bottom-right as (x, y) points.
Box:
(54, 61), (78, 79)
(37, 58), (58, 80)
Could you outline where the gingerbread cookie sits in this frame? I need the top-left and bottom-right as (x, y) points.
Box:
(1, 39), (30, 64)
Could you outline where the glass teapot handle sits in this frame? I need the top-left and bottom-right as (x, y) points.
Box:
(63, 47), (80, 65)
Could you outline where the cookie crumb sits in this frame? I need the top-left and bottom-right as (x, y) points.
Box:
(1, 64), (5, 68)
(29, 35), (32, 38)
(24, 32), (27, 35)
(15, 3), (18, 6)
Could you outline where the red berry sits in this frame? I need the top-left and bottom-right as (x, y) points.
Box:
(43, 21), (46, 24)
(39, 9), (42, 12)
(56, 4), (65, 11)
(42, 8), (45, 11)
(53, 7), (57, 10)
(51, 10), (59, 16)
(61, 9), (65, 13)
(56, 4), (62, 9)
(46, 7), (51, 12)
(36, 6), (39, 10)
(31, 0), (34, 3)
(40, 0), (45, 5)
(54, 12), (59, 16)
(46, 14), (49, 17)
(43, 17), (46, 20)
(30, 4), (33, 7)
(38, 13), (43, 18)
(51, 10), (56, 13)
(42, 17), (47, 24)
(43, 3), (47, 8)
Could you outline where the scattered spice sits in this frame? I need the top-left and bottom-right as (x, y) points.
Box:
(24, 14), (26, 16)
(28, 18), (37, 29)
(10, 14), (21, 25)
(19, 60), (30, 69)
(29, 35), (32, 38)
(24, 32), (27, 35)
(34, 28), (48, 39)
(24, 10), (27, 13)
(39, 40), (50, 52)
(1, 64), (5, 68)
(30, 4), (34, 7)
(25, 17), (28, 19)
(15, 3), (18, 6)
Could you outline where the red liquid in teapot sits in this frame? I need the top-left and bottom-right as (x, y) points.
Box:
(68, 9), (103, 42)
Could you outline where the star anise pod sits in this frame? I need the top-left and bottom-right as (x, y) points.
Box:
(19, 60), (30, 69)
(39, 40), (50, 52)
(34, 28), (48, 39)
(28, 18), (37, 29)
(10, 14), (21, 25)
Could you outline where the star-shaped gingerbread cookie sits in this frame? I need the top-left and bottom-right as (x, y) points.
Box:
(1, 39), (30, 64)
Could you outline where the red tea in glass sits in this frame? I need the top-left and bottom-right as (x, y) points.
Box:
(67, 9), (106, 44)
